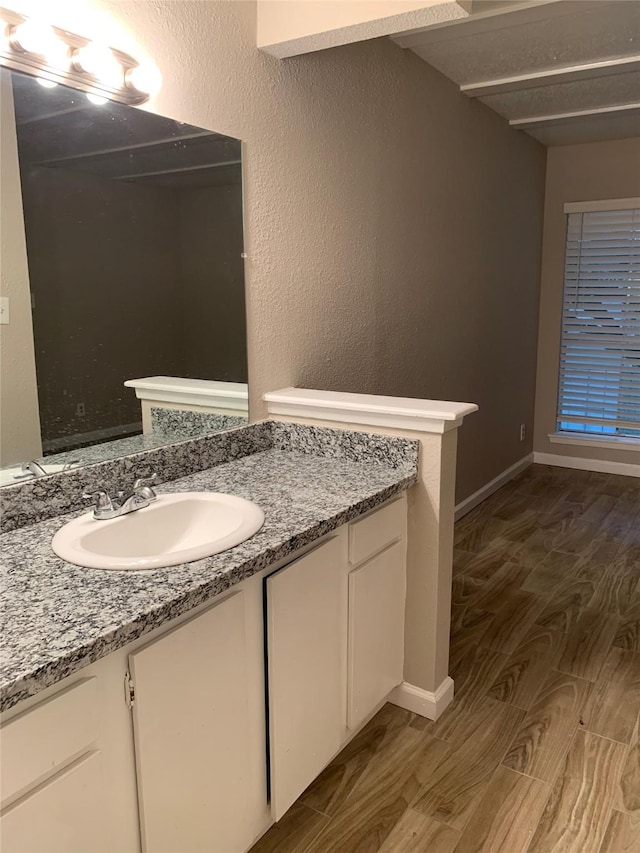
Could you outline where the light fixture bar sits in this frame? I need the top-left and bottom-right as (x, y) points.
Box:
(0, 6), (160, 105)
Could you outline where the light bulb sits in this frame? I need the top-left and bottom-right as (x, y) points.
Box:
(86, 92), (108, 105)
(11, 20), (67, 67)
(74, 43), (123, 86)
(37, 78), (58, 89)
(125, 63), (161, 96)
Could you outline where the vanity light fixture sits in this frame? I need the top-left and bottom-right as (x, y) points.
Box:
(86, 93), (109, 106)
(72, 42), (123, 87)
(0, 6), (161, 105)
(125, 62), (162, 97)
(9, 18), (66, 65)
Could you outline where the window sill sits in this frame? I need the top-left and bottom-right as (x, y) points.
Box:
(549, 433), (640, 453)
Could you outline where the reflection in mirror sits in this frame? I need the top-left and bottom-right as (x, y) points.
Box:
(0, 69), (248, 485)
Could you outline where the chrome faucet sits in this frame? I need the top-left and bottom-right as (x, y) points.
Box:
(84, 473), (158, 520)
(18, 459), (80, 480)
(21, 460), (48, 478)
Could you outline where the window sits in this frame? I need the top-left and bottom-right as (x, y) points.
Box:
(556, 199), (640, 441)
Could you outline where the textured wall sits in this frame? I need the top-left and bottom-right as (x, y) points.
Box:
(0, 70), (42, 466)
(534, 137), (640, 467)
(7, 0), (546, 500)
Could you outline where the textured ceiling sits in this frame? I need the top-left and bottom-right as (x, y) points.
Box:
(392, 0), (640, 146)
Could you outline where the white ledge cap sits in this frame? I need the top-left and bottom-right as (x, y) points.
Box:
(264, 388), (478, 434)
(125, 377), (248, 411)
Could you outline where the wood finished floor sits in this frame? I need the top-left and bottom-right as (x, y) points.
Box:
(249, 464), (640, 853)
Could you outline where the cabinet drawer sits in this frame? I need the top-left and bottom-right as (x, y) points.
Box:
(1, 750), (104, 853)
(1, 678), (98, 805)
(348, 497), (406, 565)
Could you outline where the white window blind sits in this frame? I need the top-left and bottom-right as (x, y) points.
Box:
(557, 206), (640, 439)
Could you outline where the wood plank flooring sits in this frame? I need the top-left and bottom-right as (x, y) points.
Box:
(250, 464), (640, 853)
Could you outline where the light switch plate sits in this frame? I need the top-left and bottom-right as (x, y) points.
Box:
(0, 297), (9, 325)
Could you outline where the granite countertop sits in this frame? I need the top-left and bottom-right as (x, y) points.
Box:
(0, 443), (417, 712)
(0, 410), (248, 480)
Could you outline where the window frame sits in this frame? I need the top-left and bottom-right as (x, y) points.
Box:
(553, 196), (640, 450)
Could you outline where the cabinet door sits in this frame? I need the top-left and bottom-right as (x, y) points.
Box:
(348, 540), (406, 729)
(266, 536), (345, 820)
(0, 751), (105, 853)
(129, 591), (252, 853)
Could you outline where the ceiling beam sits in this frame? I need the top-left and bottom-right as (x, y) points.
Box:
(391, 0), (608, 49)
(16, 105), (85, 126)
(510, 101), (640, 129)
(112, 160), (241, 181)
(461, 55), (640, 98)
(33, 131), (216, 167)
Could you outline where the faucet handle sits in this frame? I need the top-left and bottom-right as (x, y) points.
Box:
(132, 473), (158, 501)
(83, 490), (113, 510)
(133, 472), (158, 490)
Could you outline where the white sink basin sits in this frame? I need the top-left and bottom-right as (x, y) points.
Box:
(52, 492), (265, 571)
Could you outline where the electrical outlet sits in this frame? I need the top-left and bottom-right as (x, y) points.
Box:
(76, 402), (86, 417)
(519, 423), (526, 442)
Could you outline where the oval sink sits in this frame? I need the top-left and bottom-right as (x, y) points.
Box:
(52, 492), (265, 571)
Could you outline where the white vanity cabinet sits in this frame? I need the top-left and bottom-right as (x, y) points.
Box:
(266, 535), (347, 819)
(0, 494), (408, 853)
(0, 576), (271, 853)
(129, 590), (257, 853)
(265, 496), (407, 821)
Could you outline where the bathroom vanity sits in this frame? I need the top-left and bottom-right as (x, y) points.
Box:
(0, 420), (417, 853)
(1, 38), (477, 851)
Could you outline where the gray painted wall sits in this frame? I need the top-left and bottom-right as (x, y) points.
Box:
(8, 1), (547, 500)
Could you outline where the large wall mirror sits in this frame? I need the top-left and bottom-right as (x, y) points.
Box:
(0, 69), (248, 486)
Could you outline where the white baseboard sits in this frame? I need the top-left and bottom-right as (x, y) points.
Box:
(533, 451), (640, 478)
(388, 676), (454, 721)
(455, 453), (534, 521)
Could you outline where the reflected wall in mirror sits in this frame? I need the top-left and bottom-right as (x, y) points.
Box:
(0, 69), (248, 484)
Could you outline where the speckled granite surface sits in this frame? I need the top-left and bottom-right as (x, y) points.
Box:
(0, 422), (417, 532)
(271, 421), (418, 468)
(151, 407), (247, 436)
(0, 413), (246, 489)
(0, 424), (418, 712)
(0, 422), (272, 532)
(38, 429), (201, 467)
